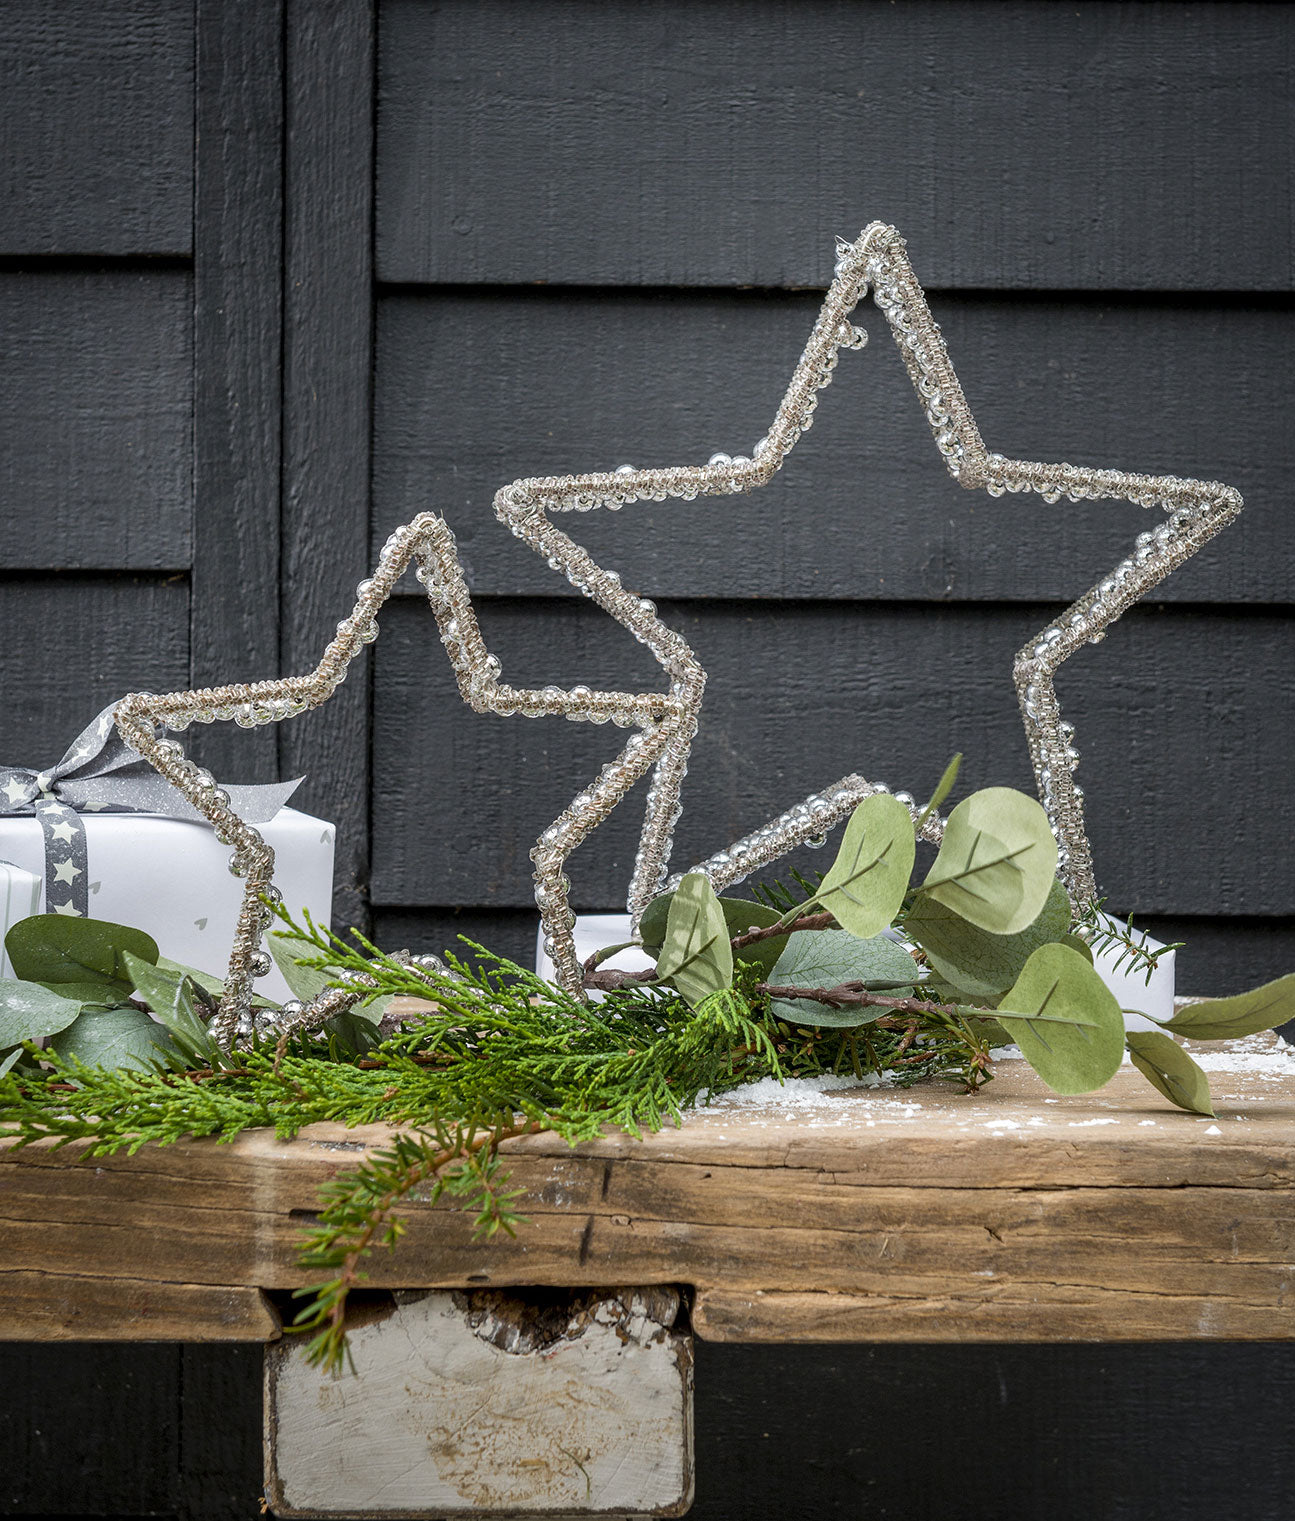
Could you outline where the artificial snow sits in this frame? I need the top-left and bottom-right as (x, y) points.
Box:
(1185, 1033), (1295, 1078)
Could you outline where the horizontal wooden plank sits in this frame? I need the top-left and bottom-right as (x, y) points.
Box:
(0, 272), (193, 569)
(0, 574), (190, 764)
(377, 0), (1294, 290)
(0, 1271), (280, 1343)
(374, 288), (1281, 602)
(369, 598), (1295, 917)
(1, 0), (193, 255)
(4, 1042), (1295, 1343)
(690, 1285), (1286, 1344)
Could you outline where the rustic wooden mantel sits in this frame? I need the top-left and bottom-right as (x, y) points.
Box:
(4, 1037), (1294, 1347)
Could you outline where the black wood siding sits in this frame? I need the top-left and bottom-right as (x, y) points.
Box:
(2, 4), (1294, 1519)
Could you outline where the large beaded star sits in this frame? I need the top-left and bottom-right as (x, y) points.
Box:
(112, 222), (1241, 1045)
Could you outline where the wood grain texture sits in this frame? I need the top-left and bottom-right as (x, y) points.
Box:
(0, 271), (193, 569)
(0, 0), (193, 255)
(369, 598), (1295, 917)
(4, 1039), (1295, 1343)
(376, 0), (1295, 290)
(281, 0), (376, 930)
(0, 1271), (279, 1343)
(0, 575), (189, 763)
(374, 288), (1287, 603)
(190, 0), (284, 784)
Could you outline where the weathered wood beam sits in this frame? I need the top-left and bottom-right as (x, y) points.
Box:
(4, 1042), (1293, 1344)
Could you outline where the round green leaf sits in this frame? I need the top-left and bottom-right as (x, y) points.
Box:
(49, 1007), (182, 1072)
(641, 892), (790, 978)
(767, 929), (918, 1027)
(5, 915), (159, 993)
(1126, 1031), (1215, 1117)
(905, 878), (1071, 999)
(0, 978), (86, 1047)
(996, 943), (1125, 1094)
(656, 873), (734, 1008)
(919, 787), (1058, 935)
(121, 951), (218, 1059)
(815, 793), (915, 939)
(637, 891), (675, 952)
(1164, 974), (1295, 1042)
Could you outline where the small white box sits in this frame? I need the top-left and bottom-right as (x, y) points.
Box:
(0, 859), (42, 979)
(0, 808), (335, 1003)
(1090, 914), (1176, 1031)
(535, 912), (654, 995)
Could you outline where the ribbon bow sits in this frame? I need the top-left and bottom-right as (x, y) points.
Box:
(0, 706), (300, 917)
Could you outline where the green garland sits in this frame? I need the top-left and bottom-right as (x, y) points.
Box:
(5, 765), (1295, 1372)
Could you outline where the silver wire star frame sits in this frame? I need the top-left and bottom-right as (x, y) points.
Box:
(111, 222), (1241, 1045)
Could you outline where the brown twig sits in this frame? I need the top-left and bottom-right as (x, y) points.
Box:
(755, 981), (975, 1023)
(582, 967), (659, 993)
(730, 911), (835, 949)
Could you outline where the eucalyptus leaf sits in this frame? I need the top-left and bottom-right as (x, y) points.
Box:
(995, 943), (1125, 1094)
(267, 939), (389, 1025)
(918, 787), (1058, 935)
(1061, 933), (1095, 964)
(49, 1007), (181, 1072)
(717, 899), (792, 977)
(637, 892), (675, 952)
(656, 873), (733, 1008)
(767, 929), (918, 1027)
(6, 915), (158, 994)
(269, 937), (332, 1003)
(0, 1046), (28, 1078)
(905, 878), (1071, 999)
(156, 954), (277, 1010)
(926, 973), (998, 1010)
(1126, 1031), (1215, 1117)
(26, 981), (125, 1011)
(814, 793), (915, 939)
(122, 951), (216, 1059)
(156, 955), (226, 999)
(916, 752), (962, 829)
(641, 892), (787, 967)
(322, 1009), (386, 1056)
(0, 978), (86, 1046)
(1163, 975), (1295, 1042)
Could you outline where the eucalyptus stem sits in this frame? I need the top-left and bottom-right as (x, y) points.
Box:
(753, 980), (990, 1024)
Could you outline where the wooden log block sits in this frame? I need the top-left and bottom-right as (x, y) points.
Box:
(0, 1269), (278, 1342)
(264, 1287), (693, 1517)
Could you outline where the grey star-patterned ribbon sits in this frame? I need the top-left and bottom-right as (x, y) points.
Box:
(0, 706), (301, 918)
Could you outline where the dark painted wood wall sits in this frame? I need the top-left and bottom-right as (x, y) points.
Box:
(2, 3), (1294, 1518)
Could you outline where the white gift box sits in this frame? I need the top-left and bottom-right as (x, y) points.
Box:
(535, 913), (655, 997)
(1, 859), (42, 979)
(0, 808), (335, 1003)
(1090, 914), (1176, 1031)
